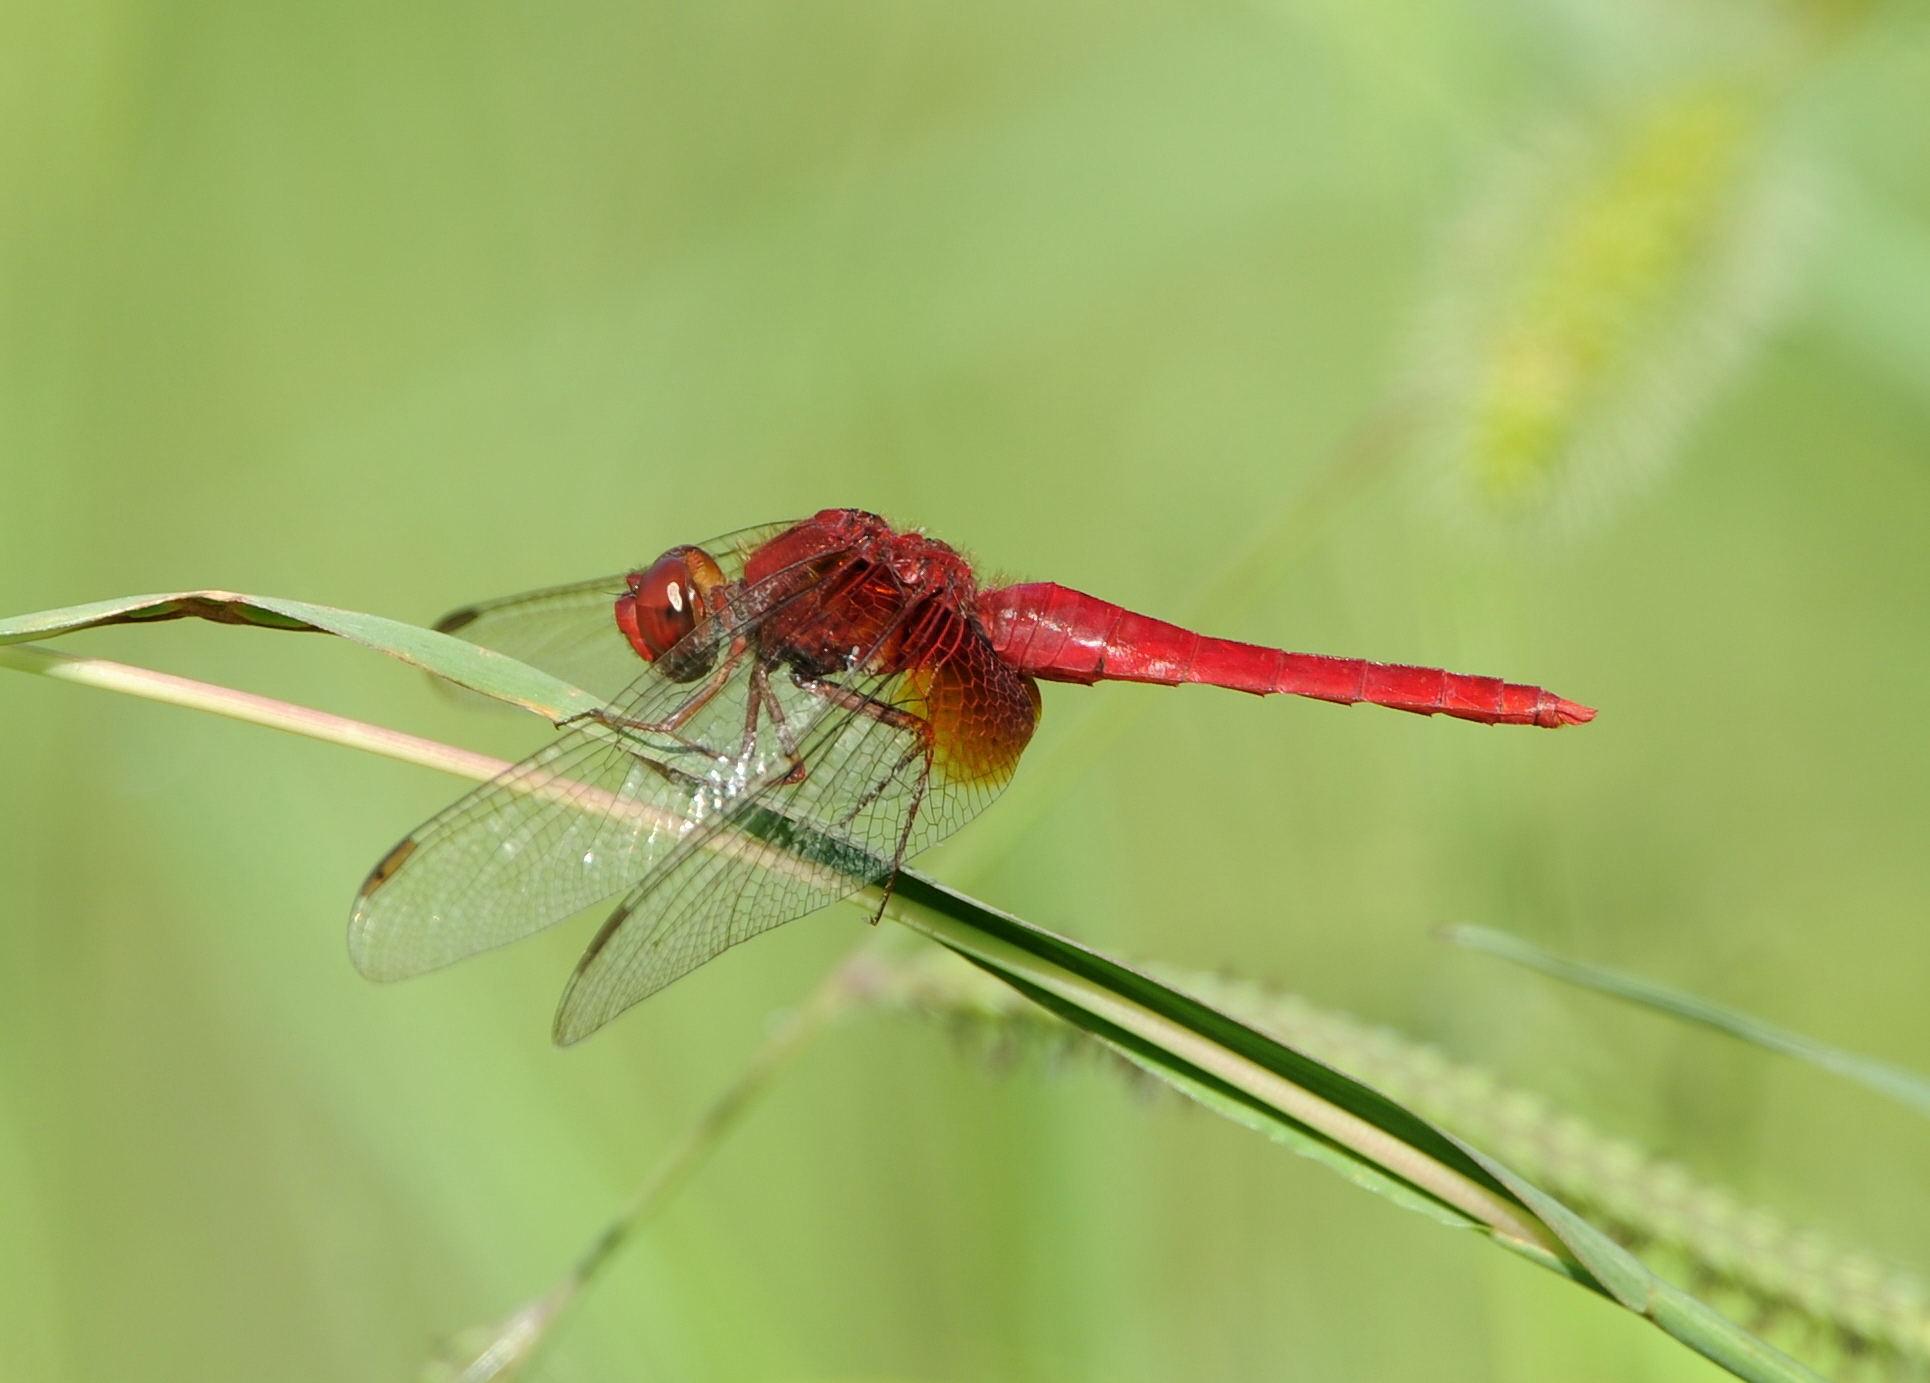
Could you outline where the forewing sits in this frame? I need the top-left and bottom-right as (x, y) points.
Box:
(351, 614), (795, 983)
(552, 626), (1035, 1042)
(431, 522), (797, 700)
(351, 526), (871, 985)
(433, 572), (638, 705)
(356, 528), (1044, 1043)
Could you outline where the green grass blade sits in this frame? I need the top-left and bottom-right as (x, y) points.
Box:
(1445, 924), (1930, 1118)
(0, 592), (1824, 1383)
(874, 957), (1930, 1372)
(889, 878), (1824, 1383)
(0, 590), (600, 722)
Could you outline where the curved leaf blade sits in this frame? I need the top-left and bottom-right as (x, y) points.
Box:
(0, 590), (601, 722)
(890, 877), (1824, 1383)
(0, 591), (1824, 1382)
(1446, 924), (1930, 1119)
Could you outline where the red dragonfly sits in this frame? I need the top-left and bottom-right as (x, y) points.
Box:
(351, 508), (1592, 1042)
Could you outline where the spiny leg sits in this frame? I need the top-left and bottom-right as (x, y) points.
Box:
(594, 652), (806, 800)
(787, 673), (936, 924)
(562, 641), (750, 768)
(864, 750), (930, 925)
(746, 659), (810, 786)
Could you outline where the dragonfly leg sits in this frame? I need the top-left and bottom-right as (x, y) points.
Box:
(567, 641), (751, 767)
(787, 675), (935, 808)
(586, 654), (812, 802)
(744, 660), (811, 786)
(787, 674), (936, 925)
(863, 755), (929, 926)
(791, 675), (931, 741)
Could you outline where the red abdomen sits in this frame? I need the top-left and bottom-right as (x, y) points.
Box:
(978, 582), (1593, 728)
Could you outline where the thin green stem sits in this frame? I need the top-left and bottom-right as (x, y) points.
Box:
(0, 642), (900, 1382)
(3, 639), (1570, 1279)
(1445, 924), (1930, 1118)
(0, 642), (513, 785)
(5, 613), (1833, 1381)
(450, 946), (878, 1381)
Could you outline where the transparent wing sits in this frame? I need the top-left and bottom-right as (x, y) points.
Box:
(432, 572), (637, 706)
(551, 609), (1040, 1042)
(350, 620), (790, 982)
(354, 537), (1042, 1043)
(350, 535), (950, 982)
(430, 521), (797, 701)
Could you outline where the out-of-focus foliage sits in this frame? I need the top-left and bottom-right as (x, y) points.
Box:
(875, 950), (1930, 1378)
(1408, 81), (1812, 530)
(3, 2), (1928, 1380)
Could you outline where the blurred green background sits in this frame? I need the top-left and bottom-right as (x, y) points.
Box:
(4, 2), (1928, 1379)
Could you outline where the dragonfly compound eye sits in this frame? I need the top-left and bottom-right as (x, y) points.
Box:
(615, 547), (723, 680)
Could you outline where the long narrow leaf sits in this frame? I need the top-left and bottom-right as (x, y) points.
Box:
(0, 590), (598, 722)
(1445, 924), (1930, 1118)
(0, 592), (1822, 1383)
(888, 879), (1822, 1382)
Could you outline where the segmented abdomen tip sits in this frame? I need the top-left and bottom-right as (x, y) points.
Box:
(1551, 697), (1596, 727)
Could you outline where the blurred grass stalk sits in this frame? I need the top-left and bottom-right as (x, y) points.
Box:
(0, 640), (1563, 1342)
(1444, 924), (1930, 1120)
(873, 953), (1930, 1380)
(1405, 77), (1812, 532)
(434, 950), (880, 1383)
(0, 625), (1825, 1382)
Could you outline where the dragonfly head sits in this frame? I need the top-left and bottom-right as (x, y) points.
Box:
(616, 545), (728, 681)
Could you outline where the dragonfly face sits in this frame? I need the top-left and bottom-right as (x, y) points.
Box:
(614, 545), (730, 683)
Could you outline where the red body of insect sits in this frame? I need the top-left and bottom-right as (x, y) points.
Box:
(352, 509), (1592, 1042)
